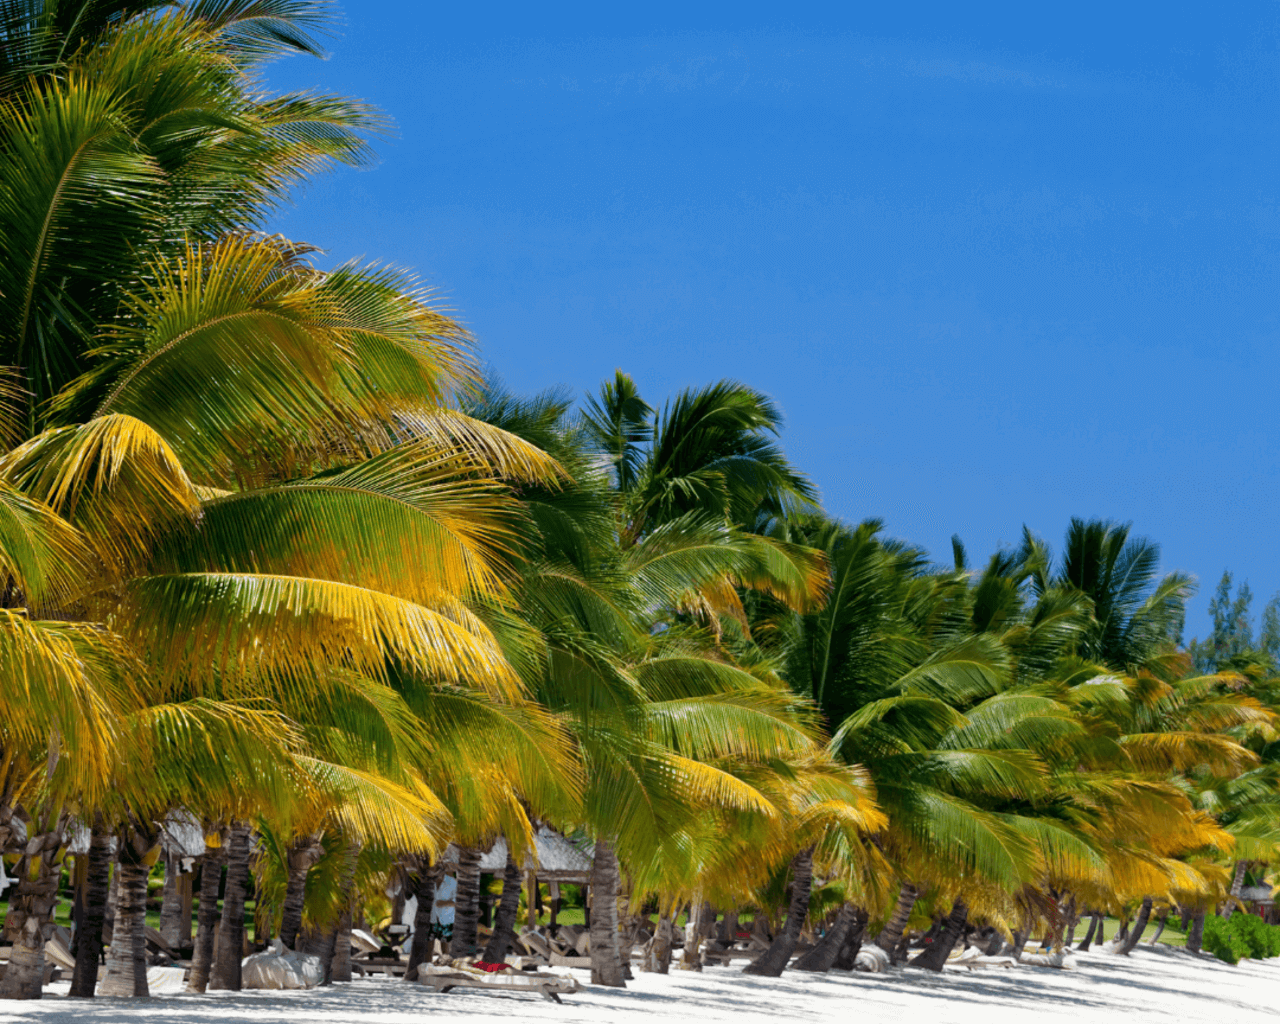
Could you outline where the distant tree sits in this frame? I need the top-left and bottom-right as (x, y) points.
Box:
(1259, 593), (1280, 666)
(1189, 571), (1266, 672)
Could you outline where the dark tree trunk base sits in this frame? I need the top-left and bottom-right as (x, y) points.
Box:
(743, 847), (815, 978)
(908, 898), (967, 972)
(405, 867), (437, 979)
(70, 821), (113, 998)
(481, 850), (523, 963)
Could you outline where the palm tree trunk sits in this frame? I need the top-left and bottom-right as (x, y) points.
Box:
(875, 881), (919, 961)
(187, 847), (224, 992)
(1062, 895), (1078, 948)
(908, 897), (968, 972)
(0, 828), (65, 999)
(279, 836), (320, 950)
(588, 837), (627, 987)
(834, 908), (869, 970)
(1186, 909), (1206, 954)
(743, 845), (815, 977)
(451, 846), (482, 959)
(1117, 896), (1153, 955)
(70, 819), (113, 998)
(1010, 927), (1030, 960)
(302, 925), (337, 982)
(1221, 860), (1248, 919)
(642, 912), (675, 973)
(679, 900), (713, 971)
(99, 845), (150, 998)
(1148, 909), (1169, 945)
(208, 822), (251, 991)
(158, 853), (183, 950)
(1076, 912), (1099, 951)
(404, 866), (436, 979)
(794, 902), (856, 972)
(330, 907), (353, 982)
(481, 849), (522, 962)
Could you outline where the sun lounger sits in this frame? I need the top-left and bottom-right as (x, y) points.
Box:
(518, 931), (553, 962)
(43, 937), (77, 972)
(350, 929), (381, 954)
(548, 951), (592, 968)
(946, 945), (1016, 970)
(415, 963), (581, 1003)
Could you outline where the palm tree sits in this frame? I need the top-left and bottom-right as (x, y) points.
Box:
(467, 382), (850, 987)
(0, 1), (380, 414)
(1049, 518), (1192, 674)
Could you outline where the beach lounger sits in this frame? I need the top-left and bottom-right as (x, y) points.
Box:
(548, 951), (592, 968)
(415, 963), (581, 1003)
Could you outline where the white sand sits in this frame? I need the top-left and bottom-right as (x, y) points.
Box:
(0, 947), (1276, 1024)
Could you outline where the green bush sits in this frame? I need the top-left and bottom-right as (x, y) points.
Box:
(1202, 913), (1280, 964)
(1229, 912), (1280, 959)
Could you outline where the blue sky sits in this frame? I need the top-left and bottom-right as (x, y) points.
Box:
(265, 2), (1280, 637)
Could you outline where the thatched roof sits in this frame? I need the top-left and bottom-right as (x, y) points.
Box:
(442, 826), (594, 881)
(66, 810), (205, 859)
(1241, 884), (1276, 904)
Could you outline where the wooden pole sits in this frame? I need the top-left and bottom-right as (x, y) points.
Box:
(526, 871), (538, 929)
(179, 871), (194, 946)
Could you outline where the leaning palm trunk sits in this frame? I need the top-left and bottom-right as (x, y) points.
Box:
(70, 819), (114, 998)
(1076, 912), (1100, 951)
(279, 835), (322, 950)
(834, 909), (869, 970)
(908, 897), (968, 972)
(1148, 910), (1169, 945)
(99, 832), (154, 998)
(188, 846), (225, 992)
(1186, 909), (1206, 954)
(0, 824), (67, 999)
(794, 902), (857, 973)
(404, 866), (436, 979)
(641, 912), (676, 973)
(588, 837), (627, 987)
(208, 822), (251, 991)
(481, 849), (522, 963)
(875, 881), (919, 962)
(1221, 860), (1249, 920)
(451, 846), (482, 958)
(744, 846), (815, 977)
(1117, 896), (1153, 955)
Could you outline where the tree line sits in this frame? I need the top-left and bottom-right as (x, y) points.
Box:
(0, 1), (1276, 1000)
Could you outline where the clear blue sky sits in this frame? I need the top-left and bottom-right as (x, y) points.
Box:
(265, 2), (1280, 639)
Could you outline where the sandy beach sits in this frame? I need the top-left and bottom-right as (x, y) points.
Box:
(0, 948), (1275, 1024)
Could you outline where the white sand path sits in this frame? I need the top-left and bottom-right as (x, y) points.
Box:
(0, 947), (1276, 1024)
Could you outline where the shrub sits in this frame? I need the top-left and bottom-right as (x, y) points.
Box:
(1229, 912), (1280, 959)
(1203, 915), (1247, 964)
(1202, 913), (1280, 964)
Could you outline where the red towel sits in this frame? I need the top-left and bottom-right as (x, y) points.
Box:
(472, 961), (510, 973)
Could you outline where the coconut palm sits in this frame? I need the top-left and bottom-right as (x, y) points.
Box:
(0, 2), (381, 412)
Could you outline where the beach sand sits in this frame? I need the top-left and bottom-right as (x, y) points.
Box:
(0, 946), (1275, 1024)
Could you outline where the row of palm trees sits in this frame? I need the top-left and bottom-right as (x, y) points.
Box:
(0, 0), (1275, 1002)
